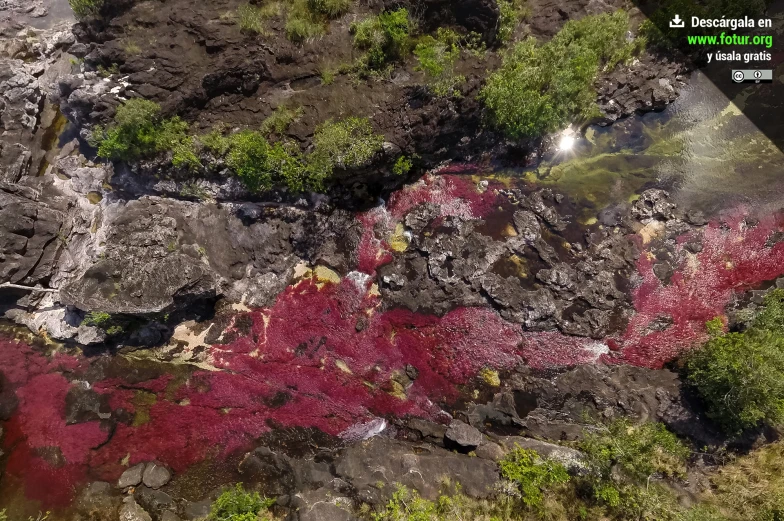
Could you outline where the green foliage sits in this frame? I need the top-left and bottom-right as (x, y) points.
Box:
(179, 181), (210, 201)
(372, 486), (437, 521)
(261, 105), (304, 135)
(105, 325), (124, 336)
(685, 290), (784, 433)
(414, 28), (465, 97)
(83, 311), (124, 336)
(497, 0), (529, 43)
(480, 10), (640, 139)
(286, 16), (325, 41)
(307, 0), (351, 19)
(371, 484), (506, 521)
(69, 0), (103, 19)
(499, 447), (570, 509)
(392, 155), (412, 176)
(225, 130), (277, 192)
(209, 484), (274, 521)
(580, 420), (689, 483)
(351, 8), (411, 71)
(200, 128), (231, 156)
(97, 63), (119, 78)
(463, 31), (487, 57)
(217, 130), (317, 193)
(310, 117), (384, 171)
(83, 311), (112, 328)
(237, 3), (268, 35)
(576, 420), (689, 520)
(93, 99), (199, 169)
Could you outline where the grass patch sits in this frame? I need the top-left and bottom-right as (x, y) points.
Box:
(703, 439), (784, 520)
(499, 447), (570, 510)
(261, 105), (304, 135)
(285, 0), (326, 42)
(307, 0), (351, 19)
(209, 484), (275, 521)
(414, 28), (465, 97)
(237, 3), (269, 35)
(310, 116), (384, 170)
(69, 0), (103, 19)
(577, 419), (690, 520)
(480, 10), (642, 139)
(684, 290), (784, 434)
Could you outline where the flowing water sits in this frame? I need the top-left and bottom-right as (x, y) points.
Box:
(502, 71), (784, 221)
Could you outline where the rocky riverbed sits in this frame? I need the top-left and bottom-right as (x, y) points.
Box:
(2, 0), (784, 519)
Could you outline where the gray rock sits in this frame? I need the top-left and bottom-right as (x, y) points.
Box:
(76, 324), (108, 345)
(120, 497), (152, 521)
(474, 441), (505, 462)
(77, 481), (121, 516)
(118, 463), (146, 488)
(334, 437), (499, 503)
(496, 437), (586, 472)
(142, 463), (171, 489)
(181, 499), (211, 520)
(161, 512), (181, 521)
(134, 486), (175, 517)
(444, 420), (484, 451)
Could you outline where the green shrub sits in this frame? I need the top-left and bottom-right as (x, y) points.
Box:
(414, 28), (465, 97)
(307, 0), (352, 19)
(371, 484), (504, 521)
(209, 484), (274, 521)
(93, 99), (198, 168)
(200, 128), (231, 156)
(497, 0), (529, 43)
(261, 105), (304, 135)
(309, 117), (384, 172)
(237, 4), (268, 35)
(372, 486), (437, 521)
(480, 10), (640, 139)
(577, 420), (689, 520)
(69, 0), (103, 19)
(580, 420), (689, 483)
(225, 130), (277, 192)
(351, 8), (411, 71)
(685, 291), (784, 434)
(392, 155), (412, 176)
(499, 447), (570, 509)
(219, 131), (312, 193)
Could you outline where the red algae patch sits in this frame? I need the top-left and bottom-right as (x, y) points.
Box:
(4, 181), (784, 511)
(617, 212), (784, 367)
(355, 174), (505, 275)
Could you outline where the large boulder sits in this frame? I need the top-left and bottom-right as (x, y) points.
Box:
(334, 437), (499, 505)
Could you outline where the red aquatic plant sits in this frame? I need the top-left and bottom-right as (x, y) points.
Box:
(617, 211), (784, 367)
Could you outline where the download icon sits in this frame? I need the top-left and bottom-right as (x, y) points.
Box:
(669, 14), (685, 28)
